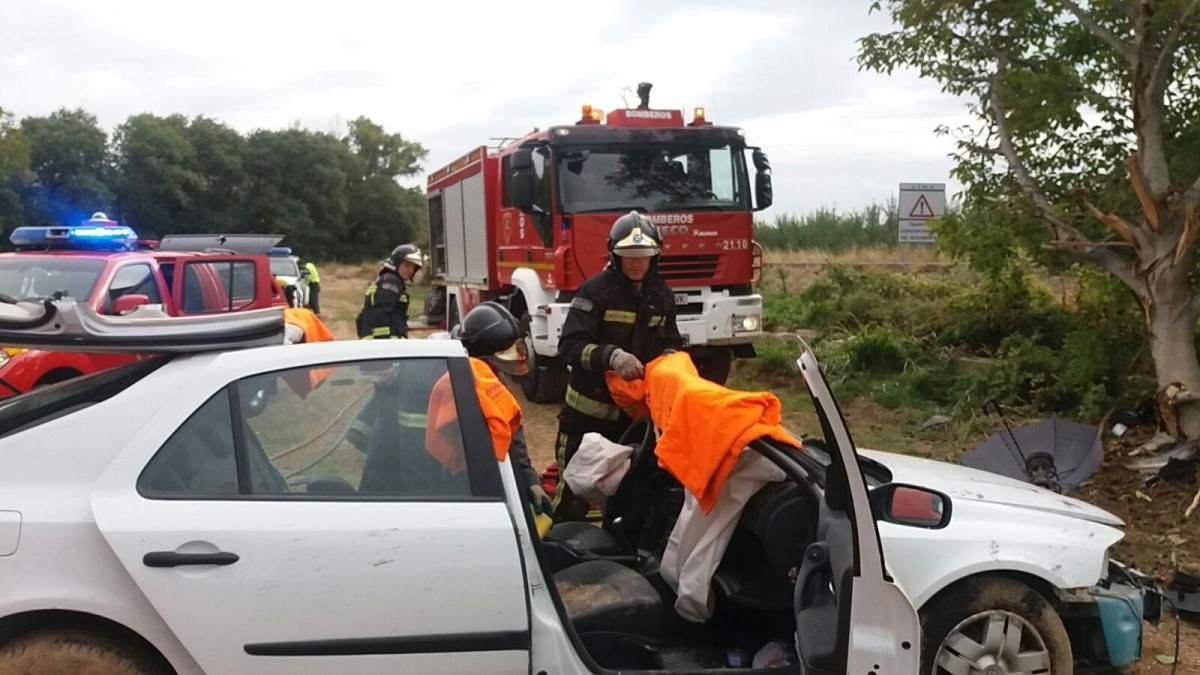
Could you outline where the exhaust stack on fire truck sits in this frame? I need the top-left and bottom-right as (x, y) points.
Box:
(425, 83), (772, 402)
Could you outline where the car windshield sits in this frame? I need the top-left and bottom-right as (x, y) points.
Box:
(0, 257), (106, 302)
(270, 258), (298, 277)
(557, 142), (750, 213)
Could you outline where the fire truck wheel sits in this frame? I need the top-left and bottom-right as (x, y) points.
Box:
(518, 312), (569, 403)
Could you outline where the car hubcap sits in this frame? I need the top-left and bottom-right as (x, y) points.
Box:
(935, 610), (1052, 675)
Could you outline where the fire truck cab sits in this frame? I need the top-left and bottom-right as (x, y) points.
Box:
(0, 214), (286, 397)
(426, 84), (772, 402)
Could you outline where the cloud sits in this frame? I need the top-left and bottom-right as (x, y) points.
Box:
(0, 0), (973, 215)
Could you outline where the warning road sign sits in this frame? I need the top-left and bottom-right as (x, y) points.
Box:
(909, 194), (935, 218)
(898, 183), (946, 244)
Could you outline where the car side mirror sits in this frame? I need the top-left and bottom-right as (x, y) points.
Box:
(752, 148), (773, 211)
(113, 294), (151, 315)
(510, 149), (536, 212)
(870, 483), (952, 529)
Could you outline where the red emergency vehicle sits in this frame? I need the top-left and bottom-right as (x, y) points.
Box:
(425, 83), (771, 401)
(0, 214), (287, 397)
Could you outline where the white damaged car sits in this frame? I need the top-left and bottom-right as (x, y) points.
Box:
(0, 303), (1141, 674)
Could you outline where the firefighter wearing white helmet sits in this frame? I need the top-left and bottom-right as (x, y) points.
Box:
(552, 211), (683, 522)
(356, 243), (423, 339)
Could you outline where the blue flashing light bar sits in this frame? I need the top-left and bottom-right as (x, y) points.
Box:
(10, 220), (139, 251)
(268, 246), (293, 256)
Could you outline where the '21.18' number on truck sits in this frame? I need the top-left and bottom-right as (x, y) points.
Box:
(718, 239), (750, 251)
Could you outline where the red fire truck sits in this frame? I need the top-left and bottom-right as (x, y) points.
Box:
(425, 83), (772, 402)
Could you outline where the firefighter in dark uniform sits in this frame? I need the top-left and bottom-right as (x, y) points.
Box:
(356, 243), (422, 340)
(553, 211), (683, 522)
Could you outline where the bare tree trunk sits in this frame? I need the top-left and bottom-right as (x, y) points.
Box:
(1144, 250), (1200, 438)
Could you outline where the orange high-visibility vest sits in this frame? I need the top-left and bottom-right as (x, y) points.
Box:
(426, 358), (523, 473)
(281, 307), (336, 396)
(607, 352), (800, 514)
(284, 307), (335, 343)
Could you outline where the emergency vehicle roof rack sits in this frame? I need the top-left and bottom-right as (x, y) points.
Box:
(0, 299), (284, 354)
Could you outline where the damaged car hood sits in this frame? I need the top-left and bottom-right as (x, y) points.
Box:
(861, 449), (1124, 527)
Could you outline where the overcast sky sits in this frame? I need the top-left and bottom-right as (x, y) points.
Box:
(0, 0), (970, 218)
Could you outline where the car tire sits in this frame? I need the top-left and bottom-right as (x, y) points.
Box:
(0, 628), (164, 675)
(920, 576), (1073, 675)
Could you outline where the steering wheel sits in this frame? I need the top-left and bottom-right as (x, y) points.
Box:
(618, 417), (656, 475)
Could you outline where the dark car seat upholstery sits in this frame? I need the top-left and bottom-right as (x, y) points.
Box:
(553, 560), (662, 669)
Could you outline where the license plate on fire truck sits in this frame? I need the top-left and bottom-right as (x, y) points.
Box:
(674, 293), (690, 306)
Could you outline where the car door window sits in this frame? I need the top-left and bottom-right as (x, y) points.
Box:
(139, 358), (475, 499)
(105, 263), (162, 314)
(139, 389), (240, 496)
(181, 261), (256, 313)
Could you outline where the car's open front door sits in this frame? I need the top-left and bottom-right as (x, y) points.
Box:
(792, 343), (921, 674)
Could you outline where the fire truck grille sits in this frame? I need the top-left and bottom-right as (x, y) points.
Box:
(657, 255), (719, 282)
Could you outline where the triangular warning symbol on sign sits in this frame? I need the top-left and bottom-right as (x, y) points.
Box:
(909, 194), (935, 218)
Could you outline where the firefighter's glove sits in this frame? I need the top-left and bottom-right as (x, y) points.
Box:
(609, 348), (645, 381)
(529, 485), (554, 516)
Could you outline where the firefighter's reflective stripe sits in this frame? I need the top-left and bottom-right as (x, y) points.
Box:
(603, 309), (636, 324)
(370, 326), (392, 339)
(399, 411), (427, 428)
(564, 385), (620, 421)
(581, 343), (599, 371)
(648, 315), (664, 327)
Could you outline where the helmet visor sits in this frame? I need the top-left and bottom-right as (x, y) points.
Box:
(488, 339), (530, 377)
(613, 246), (658, 258)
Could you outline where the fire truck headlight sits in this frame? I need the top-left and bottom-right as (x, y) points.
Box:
(734, 315), (760, 334)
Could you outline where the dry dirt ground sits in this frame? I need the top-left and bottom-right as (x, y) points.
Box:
(322, 263), (1198, 672)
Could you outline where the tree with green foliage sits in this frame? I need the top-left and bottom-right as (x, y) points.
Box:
(860, 0), (1200, 438)
(0, 108), (31, 232)
(342, 117), (428, 257)
(179, 116), (248, 234)
(20, 108), (113, 227)
(112, 114), (205, 235)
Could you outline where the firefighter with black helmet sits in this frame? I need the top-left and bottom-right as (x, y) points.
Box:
(552, 211), (683, 522)
(357, 244), (422, 339)
(426, 302), (553, 528)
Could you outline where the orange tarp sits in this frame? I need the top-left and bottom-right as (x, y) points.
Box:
(607, 352), (800, 514)
(426, 358), (523, 473)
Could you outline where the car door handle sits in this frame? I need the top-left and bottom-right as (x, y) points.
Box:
(143, 551), (240, 568)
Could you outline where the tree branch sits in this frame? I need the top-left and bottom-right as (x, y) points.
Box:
(989, 68), (1144, 296)
(1132, 0), (1171, 193)
(1056, 0), (1136, 62)
(1151, 0), (1200, 96)
(1189, 174), (1200, 206)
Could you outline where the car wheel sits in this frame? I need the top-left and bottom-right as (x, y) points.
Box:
(920, 576), (1073, 675)
(0, 629), (164, 675)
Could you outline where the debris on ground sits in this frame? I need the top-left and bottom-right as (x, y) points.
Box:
(919, 414), (951, 431)
(961, 404), (1102, 494)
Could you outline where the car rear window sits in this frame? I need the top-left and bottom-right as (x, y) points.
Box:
(0, 257), (106, 302)
(270, 257), (298, 277)
(0, 356), (170, 438)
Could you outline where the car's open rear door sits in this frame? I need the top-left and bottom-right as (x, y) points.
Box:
(792, 342), (921, 674)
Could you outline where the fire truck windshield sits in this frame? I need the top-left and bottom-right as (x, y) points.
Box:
(0, 257), (106, 302)
(557, 142), (750, 214)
